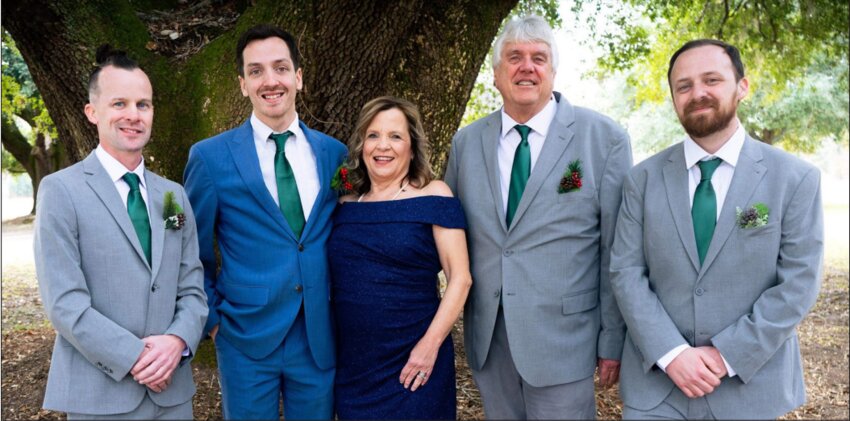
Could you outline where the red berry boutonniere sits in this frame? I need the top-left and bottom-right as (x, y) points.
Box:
(331, 164), (354, 195)
(558, 159), (583, 193)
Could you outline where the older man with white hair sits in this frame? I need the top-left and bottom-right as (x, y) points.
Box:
(445, 15), (633, 419)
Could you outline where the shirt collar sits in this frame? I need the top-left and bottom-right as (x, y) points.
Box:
(684, 122), (745, 169)
(95, 145), (146, 188)
(251, 112), (303, 142)
(500, 95), (557, 139)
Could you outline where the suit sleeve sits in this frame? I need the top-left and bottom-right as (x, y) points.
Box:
(610, 171), (690, 372)
(163, 187), (208, 359)
(597, 131), (633, 360)
(711, 167), (823, 383)
(443, 131), (461, 194)
(183, 146), (221, 337)
(34, 176), (145, 382)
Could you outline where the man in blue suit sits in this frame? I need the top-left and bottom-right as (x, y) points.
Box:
(184, 24), (347, 419)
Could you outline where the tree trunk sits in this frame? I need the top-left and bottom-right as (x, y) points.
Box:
(1, 118), (69, 215)
(3, 0), (517, 181)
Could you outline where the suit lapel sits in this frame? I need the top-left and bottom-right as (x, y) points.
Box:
(509, 95), (574, 231)
(226, 120), (295, 238)
(698, 137), (766, 277)
(480, 114), (507, 233)
(662, 144), (701, 272)
(146, 173), (165, 282)
(299, 121), (327, 240)
(83, 153), (151, 270)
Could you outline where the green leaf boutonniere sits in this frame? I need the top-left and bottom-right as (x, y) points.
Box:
(163, 191), (185, 230)
(736, 202), (769, 228)
(557, 159), (583, 193)
(331, 164), (354, 196)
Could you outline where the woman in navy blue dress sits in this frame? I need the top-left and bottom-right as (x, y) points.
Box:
(328, 97), (472, 420)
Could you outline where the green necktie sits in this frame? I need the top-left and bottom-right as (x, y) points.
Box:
(506, 124), (531, 228)
(122, 172), (151, 265)
(692, 158), (722, 265)
(270, 131), (305, 239)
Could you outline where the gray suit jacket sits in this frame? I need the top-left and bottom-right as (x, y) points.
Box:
(610, 136), (823, 419)
(34, 152), (208, 415)
(445, 93), (632, 387)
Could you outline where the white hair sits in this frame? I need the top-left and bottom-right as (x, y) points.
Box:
(492, 15), (559, 70)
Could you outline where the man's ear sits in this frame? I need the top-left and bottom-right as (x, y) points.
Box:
(84, 103), (98, 124)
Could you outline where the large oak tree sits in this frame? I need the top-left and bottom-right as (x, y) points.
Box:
(3, 0), (518, 181)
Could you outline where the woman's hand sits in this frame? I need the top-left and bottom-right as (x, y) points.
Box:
(399, 337), (441, 392)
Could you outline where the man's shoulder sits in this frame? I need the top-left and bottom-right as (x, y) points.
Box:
(301, 123), (347, 153)
(570, 105), (628, 138)
(630, 142), (681, 176)
(191, 121), (248, 153)
(751, 138), (817, 176)
(455, 112), (498, 142)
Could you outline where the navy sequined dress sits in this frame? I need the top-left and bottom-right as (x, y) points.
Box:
(328, 195), (467, 420)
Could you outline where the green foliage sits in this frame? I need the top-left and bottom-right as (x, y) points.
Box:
(573, 0), (849, 104)
(568, 0), (849, 152)
(162, 191), (184, 218)
(2, 29), (59, 174)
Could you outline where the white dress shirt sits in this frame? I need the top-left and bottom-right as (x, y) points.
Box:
(251, 113), (320, 220)
(497, 96), (557, 211)
(95, 145), (149, 214)
(656, 123), (746, 377)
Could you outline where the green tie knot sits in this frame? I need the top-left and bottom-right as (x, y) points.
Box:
(515, 124), (531, 144)
(698, 158), (722, 181)
(270, 131), (293, 154)
(123, 172), (141, 191)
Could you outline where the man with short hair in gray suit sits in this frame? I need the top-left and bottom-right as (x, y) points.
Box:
(33, 45), (208, 420)
(444, 15), (632, 419)
(610, 39), (823, 419)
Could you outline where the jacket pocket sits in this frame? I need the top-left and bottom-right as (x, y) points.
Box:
(562, 288), (598, 315)
(221, 283), (269, 306)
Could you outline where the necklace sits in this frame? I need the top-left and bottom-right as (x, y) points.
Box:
(358, 180), (409, 202)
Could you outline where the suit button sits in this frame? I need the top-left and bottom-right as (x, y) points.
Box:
(494, 289), (501, 298)
(503, 250), (513, 257)
(96, 362), (102, 367)
(298, 244), (305, 252)
(695, 287), (704, 296)
(151, 284), (158, 292)
(295, 284), (303, 292)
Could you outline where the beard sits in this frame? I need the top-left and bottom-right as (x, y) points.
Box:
(678, 96), (738, 138)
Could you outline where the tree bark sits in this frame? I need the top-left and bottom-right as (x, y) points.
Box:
(3, 0), (517, 181)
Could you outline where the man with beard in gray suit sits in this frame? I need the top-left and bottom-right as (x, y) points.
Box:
(445, 15), (632, 419)
(34, 46), (207, 420)
(610, 39), (823, 419)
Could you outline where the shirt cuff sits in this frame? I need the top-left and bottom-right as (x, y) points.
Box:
(181, 346), (190, 357)
(657, 344), (690, 372)
(720, 352), (736, 377)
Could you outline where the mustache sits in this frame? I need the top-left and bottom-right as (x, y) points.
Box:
(684, 97), (718, 114)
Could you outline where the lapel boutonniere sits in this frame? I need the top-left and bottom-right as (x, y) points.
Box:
(163, 191), (185, 230)
(557, 159), (583, 193)
(331, 164), (354, 196)
(736, 202), (769, 228)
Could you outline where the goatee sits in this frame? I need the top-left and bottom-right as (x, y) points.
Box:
(679, 97), (737, 138)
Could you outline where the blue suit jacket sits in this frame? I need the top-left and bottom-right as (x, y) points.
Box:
(184, 119), (346, 369)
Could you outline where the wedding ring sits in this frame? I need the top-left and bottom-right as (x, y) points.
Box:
(417, 371), (427, 379)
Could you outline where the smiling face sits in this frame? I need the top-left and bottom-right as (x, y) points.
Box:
(669, 45), (748, 139)
(494, 41), (555, 122)
(84, 66), (153, 168)
(239, 36), (303, 132)
(362, 108), (413, 186)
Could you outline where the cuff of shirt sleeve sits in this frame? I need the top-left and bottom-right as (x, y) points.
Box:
(720, 352), (736, 377)
(657, 344), (690, 372)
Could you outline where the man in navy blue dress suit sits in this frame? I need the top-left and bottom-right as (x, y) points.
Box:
(184, 24), (346, 420)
